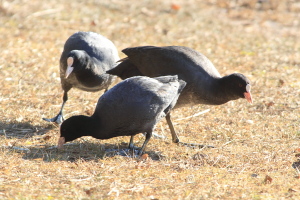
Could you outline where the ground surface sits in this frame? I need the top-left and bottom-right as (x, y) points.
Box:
(0, 0), (300, 199)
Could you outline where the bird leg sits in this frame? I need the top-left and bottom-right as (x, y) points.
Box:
(43, 91), (68, 124)
(128, 135), (135, 150)
(138, 131), (152, 156)
(128, 135), (140, 150)
(165, 113), (180, 143)
(165, 113), (215, 149)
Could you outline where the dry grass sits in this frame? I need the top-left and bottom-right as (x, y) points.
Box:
(0, 0), (300, 199)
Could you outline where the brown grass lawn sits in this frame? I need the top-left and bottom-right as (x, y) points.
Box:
(0, 0), (300, 199)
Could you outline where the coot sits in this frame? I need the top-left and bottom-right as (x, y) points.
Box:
(107, 46), (252, 146)
(43, 31), (119, 124)
(58, 75), (186, 156)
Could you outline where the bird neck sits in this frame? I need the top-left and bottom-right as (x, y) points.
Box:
(216, 75), (240, 103)
(191, 76), (233, 105)
(82, 115), (103, 137)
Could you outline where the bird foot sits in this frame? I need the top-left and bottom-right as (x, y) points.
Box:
(128, 145), (140, 151)
(105, 148), (140, 157)
(128, 149), (145, 157)
(42, 114), (64, 124)
(178, 142), (215, 149)
(128, 145), (146, 156)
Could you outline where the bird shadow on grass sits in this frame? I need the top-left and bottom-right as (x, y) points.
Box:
(0, 121), (54, 139)
(19, 141), (163, 162)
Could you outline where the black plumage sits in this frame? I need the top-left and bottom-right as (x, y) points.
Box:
(107, 46), (252, 145)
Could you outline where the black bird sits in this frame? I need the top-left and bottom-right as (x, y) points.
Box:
(43, 31), (119, 124)
(57, 75), (186, 156)
(107, 46), (252, 146)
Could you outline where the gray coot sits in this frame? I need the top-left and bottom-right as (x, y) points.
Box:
(43, 31), (119, 124)
(107, 46), (252, 146)
(57, 75), (186, 156)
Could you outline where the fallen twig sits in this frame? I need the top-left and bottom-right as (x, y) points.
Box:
(175, 109), (210, 121)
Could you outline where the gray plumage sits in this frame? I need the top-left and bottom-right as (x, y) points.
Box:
(43, 31), (119, 124)
(58, 75), (186, 155)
